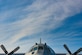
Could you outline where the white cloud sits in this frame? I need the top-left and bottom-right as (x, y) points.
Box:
(0, 0), (82, 53)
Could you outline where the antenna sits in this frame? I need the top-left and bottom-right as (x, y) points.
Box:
(40, 38), (41, 44)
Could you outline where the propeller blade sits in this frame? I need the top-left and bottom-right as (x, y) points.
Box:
(63, 44), (72, 55)
(1, 45), (8, 54)
(8, 46), (20, 55)
(73, 48), (82, 55)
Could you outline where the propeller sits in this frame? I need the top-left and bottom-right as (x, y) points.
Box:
(63, 44), (82, 55)
(63, 44), (72, 55)
(8, 46), (20, 55)
(0, 45), (20, 55)
(1, 45), (8, 54)
(73, 48), (82, 55)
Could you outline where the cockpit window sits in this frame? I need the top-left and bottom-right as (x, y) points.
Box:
(34, 47), (37, 50)
(29, 47), (38, 52)
(38, 46), (43, 50)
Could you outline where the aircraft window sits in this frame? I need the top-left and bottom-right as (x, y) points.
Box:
(38, 46), (43, 50)
(34, 47), (37, 50)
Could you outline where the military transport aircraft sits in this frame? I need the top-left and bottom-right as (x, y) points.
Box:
(0, 39), (82, 55)
(25, 39), (82, 55)
(25, 38), (55, 55)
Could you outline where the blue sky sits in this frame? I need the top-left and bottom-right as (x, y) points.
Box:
(0, 0), (82, 54)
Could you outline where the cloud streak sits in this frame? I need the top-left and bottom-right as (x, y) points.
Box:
(0, 0), (82, 53)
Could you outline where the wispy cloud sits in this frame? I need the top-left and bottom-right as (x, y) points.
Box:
(0, 0), (82, 53)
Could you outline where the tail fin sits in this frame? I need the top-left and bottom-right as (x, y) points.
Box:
(1, 45), (8, 54)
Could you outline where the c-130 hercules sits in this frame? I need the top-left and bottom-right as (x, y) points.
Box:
(0, 39), (82, 55)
